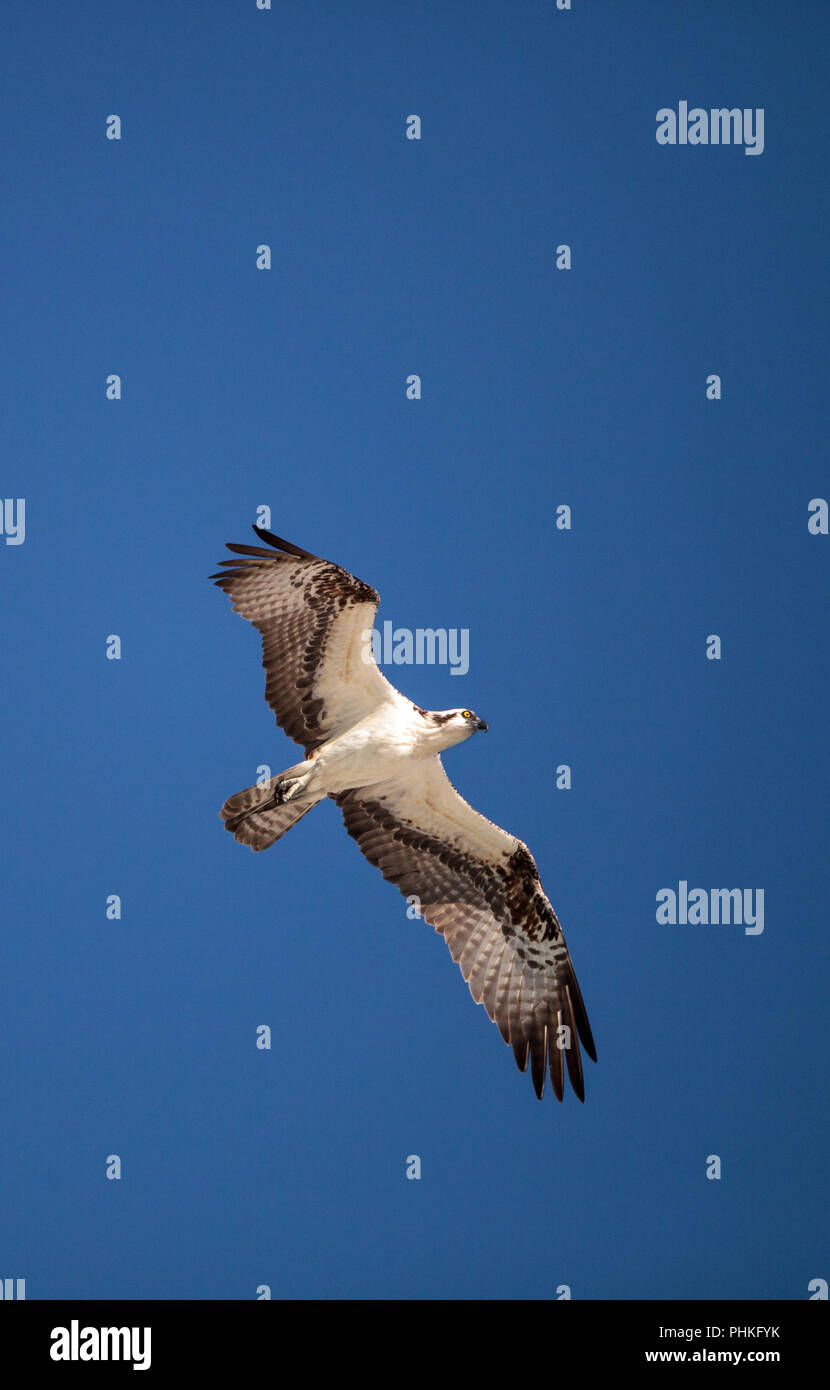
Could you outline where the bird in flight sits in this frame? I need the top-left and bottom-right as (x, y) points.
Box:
(212, 526), (596, 1101)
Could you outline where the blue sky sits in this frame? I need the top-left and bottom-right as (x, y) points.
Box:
(1, 0), (828, 1299)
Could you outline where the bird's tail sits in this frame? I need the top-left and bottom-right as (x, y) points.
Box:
(220, 767), (323, 851)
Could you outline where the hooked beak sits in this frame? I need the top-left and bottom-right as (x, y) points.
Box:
(476, 718), (489, 732)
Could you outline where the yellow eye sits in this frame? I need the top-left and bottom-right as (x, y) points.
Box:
(462, 710), (473, 719)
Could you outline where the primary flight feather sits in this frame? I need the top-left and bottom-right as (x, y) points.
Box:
(212, 526), (596, 1101)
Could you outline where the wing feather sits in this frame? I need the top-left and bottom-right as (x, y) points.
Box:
(563, 987), (585, 1102)
(549, 1010), (565, 1101)
(212, 526), (408, 755)
(335, 758), (596, 1101)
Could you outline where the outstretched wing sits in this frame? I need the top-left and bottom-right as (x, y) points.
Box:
(212, 526), (409, 756)
(334, 759), (596, 1101)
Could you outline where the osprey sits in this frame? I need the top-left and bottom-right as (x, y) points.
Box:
(212, 526), (596, 1102)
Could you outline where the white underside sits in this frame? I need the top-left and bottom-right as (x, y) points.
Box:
(296, 702), (474, 797)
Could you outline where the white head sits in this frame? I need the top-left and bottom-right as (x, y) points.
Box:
(421, 707), (489, 751)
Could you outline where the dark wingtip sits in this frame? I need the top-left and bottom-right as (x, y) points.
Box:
(564, 987), (586, 1100)
(580, 1026), (598, 1066)
(567, 965), (597, 1064)
(569, 1070), (586, 1103)
(251, 525), (319, 559)
(530, 1035), (546, 1099)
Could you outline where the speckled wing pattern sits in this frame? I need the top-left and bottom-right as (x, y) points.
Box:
(335, 759), (596, 1101)
(211, 526), (406, 755)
